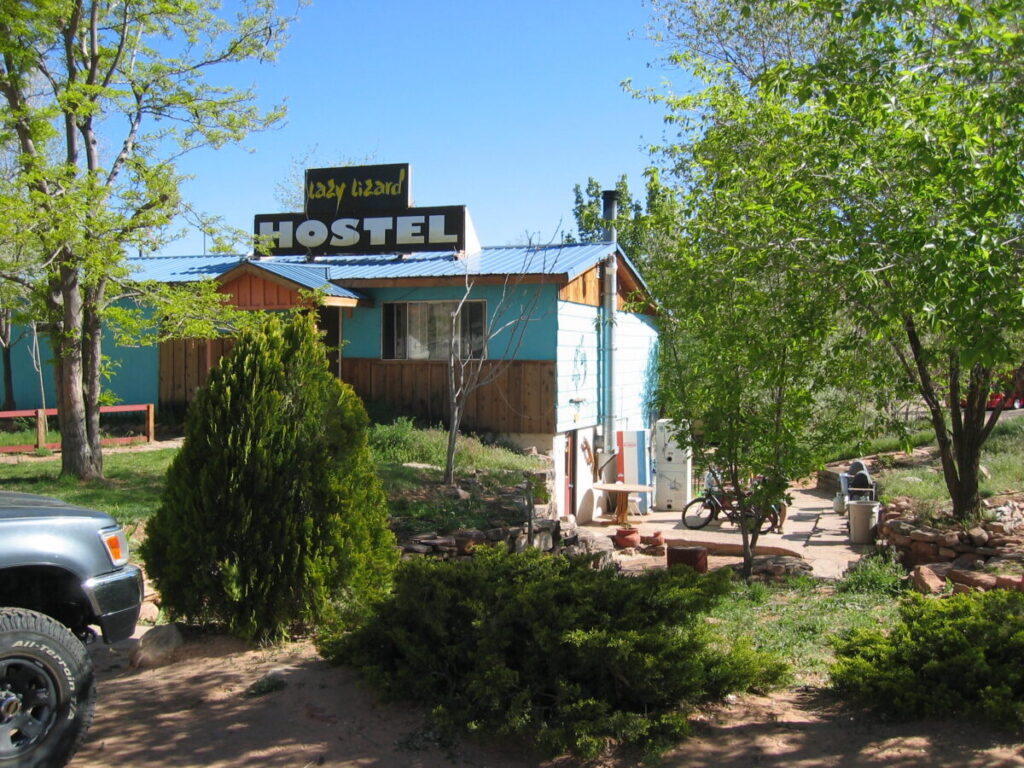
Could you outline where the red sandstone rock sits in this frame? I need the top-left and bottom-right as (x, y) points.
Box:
(941, 531), (961, 547)
(952, 552), (984, 568)
(948, 569), (999, 590)
(911, 564), (950, 594)
(909, 528), (944, 543)
(995, 574), (1024, 591)
(967, 527), (990, 547)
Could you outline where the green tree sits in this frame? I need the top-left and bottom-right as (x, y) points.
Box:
(142, 312), (397, 643)
(0, 0), (294, 479)
(766, 0), (1024, 521)
(651, 81), (856, 576)
(645, 0), (827, 85)
(567, 170), (681, 270)
(645, 0), (1024, 521)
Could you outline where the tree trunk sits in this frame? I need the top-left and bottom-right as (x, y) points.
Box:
(83, 283), (105, 476)
(0, 310), (14, 411)
(444, 403), (462, 486)
(903, 317), (989, 521)
(55, 264), (101, 480)
(0, 345), (13, 412)
(927, 407), (983, 520)
(739, 512), (753, 580)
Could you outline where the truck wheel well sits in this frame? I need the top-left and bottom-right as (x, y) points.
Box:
(0, 565), (92, 634)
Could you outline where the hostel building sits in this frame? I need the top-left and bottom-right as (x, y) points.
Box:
(10, 164), (661, 520)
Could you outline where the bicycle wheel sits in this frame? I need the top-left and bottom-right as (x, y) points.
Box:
(755, 506), (780, 535)
(682, 496), (717, 529)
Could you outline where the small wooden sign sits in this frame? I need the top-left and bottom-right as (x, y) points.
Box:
(304, 164), (410, 217)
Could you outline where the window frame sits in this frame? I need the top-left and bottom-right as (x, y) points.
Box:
(381, 299), (487, 361)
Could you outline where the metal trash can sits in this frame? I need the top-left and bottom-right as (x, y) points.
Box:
(847, 501), (879, 544)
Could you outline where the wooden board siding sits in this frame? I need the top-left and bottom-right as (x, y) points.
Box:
(340, 358), (556, 435)
(158, 337), (234, 410)
(558, 257), (655, 315)
(220, 272), (299, 310)
(613, 313), (659, 430)
(559, 265), (602, 306)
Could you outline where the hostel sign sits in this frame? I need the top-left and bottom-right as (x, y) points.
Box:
(255, 163), (469, 256)
(304, 163), (410, 216)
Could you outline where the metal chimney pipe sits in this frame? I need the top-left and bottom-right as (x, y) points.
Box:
(599, 252), (618, 458)
(601, 190), (619, 243)
(598, 188), (619, 459)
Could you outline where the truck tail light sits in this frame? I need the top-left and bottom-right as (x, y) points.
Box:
(100, 527), (130, 567)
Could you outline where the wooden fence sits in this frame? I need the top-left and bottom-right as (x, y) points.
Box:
(158, 337), (235, 411)
(156, 338), (558, 437)
(340, 358), (556, 435)
(0, 404), (155, 454)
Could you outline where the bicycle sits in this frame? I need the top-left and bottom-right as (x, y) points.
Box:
(681, 487), (780, 534)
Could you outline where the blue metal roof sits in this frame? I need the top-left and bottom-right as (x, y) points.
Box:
(246, 261), (365, 299)
(128, 255), (243, 283)
(127, 242), (648, 295)
(302, 243), (621, 282)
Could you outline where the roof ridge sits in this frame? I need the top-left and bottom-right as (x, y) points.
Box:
(133, 253), (245, 260)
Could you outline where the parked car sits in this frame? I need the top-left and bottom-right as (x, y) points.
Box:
(985, 390), (1023, 410)
(0, 491), (143, 768)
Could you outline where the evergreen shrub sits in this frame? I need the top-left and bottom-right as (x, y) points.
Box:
(141, 312), (397, 643)
(321, 547), (788, 759)
(830, 590), (1024, 727)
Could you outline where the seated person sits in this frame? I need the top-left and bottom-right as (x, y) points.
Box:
(703, 468), (721, 493)
(847, 460), (874, 500)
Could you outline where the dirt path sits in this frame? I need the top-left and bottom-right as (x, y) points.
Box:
(73, 633), (1024, 768)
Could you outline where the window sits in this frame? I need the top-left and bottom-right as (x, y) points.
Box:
(382, 301), (485, 360)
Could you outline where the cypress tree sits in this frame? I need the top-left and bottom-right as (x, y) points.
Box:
(142, 312), (397, 643)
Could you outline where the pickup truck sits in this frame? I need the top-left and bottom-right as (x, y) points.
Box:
(0, 491), (144, 768)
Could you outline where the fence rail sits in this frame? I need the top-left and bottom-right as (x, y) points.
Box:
(0, 404), (155, 454)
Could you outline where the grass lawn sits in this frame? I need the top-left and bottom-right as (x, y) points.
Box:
(710, 577), (902, 686)
(877, 415), (1024, 505)
(0, 429), (62, 448)
(0, 420), (547, 534)
(0, 448), (177, 526)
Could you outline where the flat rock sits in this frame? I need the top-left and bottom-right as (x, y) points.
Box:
(947, 569), (998, 590)
(131, 623), (183, 668)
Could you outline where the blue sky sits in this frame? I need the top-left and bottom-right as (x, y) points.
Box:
(168, 0), (686, 254)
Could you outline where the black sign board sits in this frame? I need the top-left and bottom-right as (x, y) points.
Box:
(304, 163), (410, 217)
(255, 205), (467, 256)
(256, 163), (469, 256)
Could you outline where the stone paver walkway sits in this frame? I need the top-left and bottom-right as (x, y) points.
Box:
(580, 483), (872, 578)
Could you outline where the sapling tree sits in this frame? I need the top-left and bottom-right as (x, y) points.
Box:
(650, 80), (859, 577)
(442, 251), (547, 485)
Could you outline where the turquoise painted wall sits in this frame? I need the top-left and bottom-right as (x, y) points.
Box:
(4, 311), (159, 412)
(4, 329), (57, 411)
(343, 283), (560, 360)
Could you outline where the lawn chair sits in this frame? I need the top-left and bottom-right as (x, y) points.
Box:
(845, 460), (876, 501)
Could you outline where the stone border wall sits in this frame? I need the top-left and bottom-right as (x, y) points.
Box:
(878, 497), (1024, 594)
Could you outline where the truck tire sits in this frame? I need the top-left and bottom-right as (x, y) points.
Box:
(0, 608), (96, 768)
